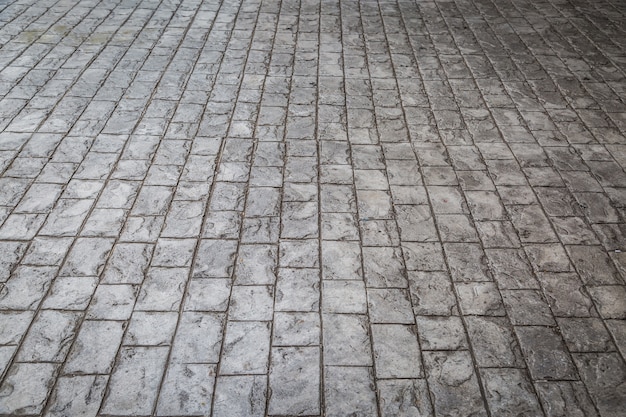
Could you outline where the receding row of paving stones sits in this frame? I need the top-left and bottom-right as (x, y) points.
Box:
(0, 0), (625, 416)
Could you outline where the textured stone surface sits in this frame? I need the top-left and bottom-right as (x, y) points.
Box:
(1, 0), (625, 414)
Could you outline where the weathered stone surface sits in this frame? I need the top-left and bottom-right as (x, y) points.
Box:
(1, 0), (625, 414)
(423, 351), (488, 417)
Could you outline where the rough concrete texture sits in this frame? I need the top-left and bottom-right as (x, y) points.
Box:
(0, 0), (625, 415)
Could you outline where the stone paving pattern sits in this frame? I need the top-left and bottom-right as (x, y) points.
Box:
(0, 0), (625, 415)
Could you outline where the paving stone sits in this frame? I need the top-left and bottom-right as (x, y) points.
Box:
(64, 320), (125, 374)
(170, 312), (224, 364)
(372, 324), (422, 378)
(268, 347), (320, 415)
(367, 288), (414, 324)
(17, 310), (81, 362)
(465, 316), (524, 368)
(203, 211), (242, 239)
(535, 381), (599, 417)
(362, 246), (407, 288)
(212, 375), (267, 417)
(102, 243), (153, 284)
(323, 310), (373, 366)
(120, 215), (164, 242)
(279, 240), (319, 268)
(485, 248), (538, 289)
(156, 363), (215, 417)
(536, 273), (596, 317)
(557, 317), (615, 353)
(135, 267), (188, 312)
(507, 204), (558, 243)
(525, 243), (573, 273)
(101, 346), (169, 416)
(0, 241), (28, 281)
(396, 205), (438, 242)
(444, 243), (492, 282)
(360, 219), (401, 246)
(480, 368), (544, 417)
(456, 282), (506, 316)
(377, 379), (434, 417)
(39, 199), (94, 236)
(403, 242), (446, 271)
(0, 363), (58, 415)
(606, 319), (626, 358)
(566, 245), (623, 285)
(423, 351), (488, 417)
(85, 283), (137, 320)
(322, 240), (362, 280)
(272, 312), (320, 347)
(124, 311), (178, 346)
(193, 239), (238, 278)
(46, 375), (108, 417)
(1, 0), (626, 414)
(220, 321), (270, 375)
(573, 353), (626, 417)
(0, 266), (56, 310)
(502, 290), (556, 325)
(324, 366), (378, 417)
(516, 326), (578, 380)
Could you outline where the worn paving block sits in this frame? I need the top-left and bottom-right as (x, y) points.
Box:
(156, 363), (216, 416)
(377, 379), (434, 417)
(480, 368), (543, 417)
(268, 347), (320, 415)
(324, 366), (378, 417)
(573, 353), (626, 417)
(465, 316), (525, 368)
(423, 351), (488, 417)
(516, 326), (578, 381)
(0, 363), (59, 415)
(212, 375), (267, 417)
(372, 324), (422, 378)
(220, 321), (270, 375)
(100, 346), (169, 416)
(535, 381), (599, 417)
(46, 375), (108, 417)
(322, 313), (372, 366)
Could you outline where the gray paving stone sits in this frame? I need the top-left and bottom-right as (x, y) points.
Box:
(268, 347), (320, 415)
(64, 320), (125, 375)
(480, 368), (543, 417)
(46, 375), (108, 417)
(322, 313), (372, 366)
(156, 363), (216, 417)
(372, 324), (422, 378)
(466, 316), (525, 368)
(0, 266), (56, 310)
(324, 366), (378, 417)
(456, 282), (506, 316)
(212, 375), (267, 417)
(423, 351), (488, 417)
(220, 321), (270, 375)
(535, 381), (599, 417)
(573, 353), (626, 417)
(0, 362), (58, 415)
(101, 346), (169, 416)
(86, 284), (137, 320)
(193, 239), (238, 278)
(0, 241), (28, 282)
(135, 267), (188, 312)
(536, 272), (596, 317)
(377, 379), (434, 417)
(1, 0), (626, 414)
(17, 310), (81, 362)
(516, 326), (578, 381)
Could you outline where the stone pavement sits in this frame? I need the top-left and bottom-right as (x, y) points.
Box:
(0, 0), (625, 415)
